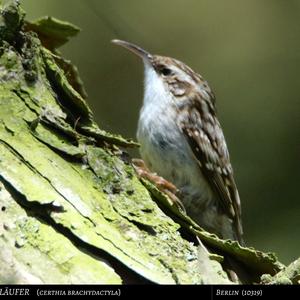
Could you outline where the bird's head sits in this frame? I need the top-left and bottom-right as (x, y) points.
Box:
(112, 40), (205, 97)
(112, 39), (214, 107)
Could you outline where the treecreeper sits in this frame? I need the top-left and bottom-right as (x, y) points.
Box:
(112, 39), (244, 245)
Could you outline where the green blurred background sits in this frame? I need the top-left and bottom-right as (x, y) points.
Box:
(22, 0), (299, 264)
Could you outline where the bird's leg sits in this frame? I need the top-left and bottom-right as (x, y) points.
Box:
(132, 159), (177, 191)
(132, 158), (186, 213)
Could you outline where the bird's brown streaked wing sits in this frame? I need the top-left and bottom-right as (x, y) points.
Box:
(178, 96), (243, 242)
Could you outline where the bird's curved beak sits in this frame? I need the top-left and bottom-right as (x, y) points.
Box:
(111, 39), (152, 61)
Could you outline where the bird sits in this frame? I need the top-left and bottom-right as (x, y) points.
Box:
(112, 39), (244, 244)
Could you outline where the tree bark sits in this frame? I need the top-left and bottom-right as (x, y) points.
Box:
(0, 0), (298, 284)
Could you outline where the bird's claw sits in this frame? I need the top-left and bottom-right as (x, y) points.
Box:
(132, 158), (186, 213)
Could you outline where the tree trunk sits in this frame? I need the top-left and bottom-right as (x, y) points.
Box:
(0, 0), (298, 284)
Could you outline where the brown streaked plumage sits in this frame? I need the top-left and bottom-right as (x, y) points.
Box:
(112, 39), (244, 244)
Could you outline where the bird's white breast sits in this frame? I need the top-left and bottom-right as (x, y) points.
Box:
(137, 62), (214, 209)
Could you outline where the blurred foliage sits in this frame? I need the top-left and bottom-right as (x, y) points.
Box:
(22, 0), (300, 264)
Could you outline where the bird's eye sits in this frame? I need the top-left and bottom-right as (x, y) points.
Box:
(160, 67), (172, 76)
